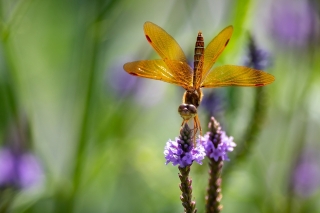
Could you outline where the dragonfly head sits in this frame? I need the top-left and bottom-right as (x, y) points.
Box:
(178, 104), (197, 121)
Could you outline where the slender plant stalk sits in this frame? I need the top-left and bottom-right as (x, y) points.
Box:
(0, 189), (16, 213)
(67, 24), (100, 213)
(205, 117), (224, 213)
(285, 115), (307, 213)
(178, 166), (197, 213)
(66, 3), (105, 211)
(223, 86), (266, 175)
(206, 159), (223, 213)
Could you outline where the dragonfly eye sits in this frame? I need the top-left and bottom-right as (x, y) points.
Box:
(187, 104), (197, 114)
(178, 104), (197, 121)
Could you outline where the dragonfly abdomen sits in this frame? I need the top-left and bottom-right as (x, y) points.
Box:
(193, 32), (204, 83)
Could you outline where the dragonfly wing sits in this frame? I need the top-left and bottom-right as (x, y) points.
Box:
(201, 65), (275, 88)
(144, 22), (187, 63)
(123, 59), (193, 90)
(163, 59), (193, 90)
(198, 26), (233, 88)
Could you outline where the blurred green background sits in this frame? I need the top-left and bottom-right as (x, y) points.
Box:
(0, 0), (319, 212)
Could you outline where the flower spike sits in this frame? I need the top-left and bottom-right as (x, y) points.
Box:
(164, 123), (205, 168)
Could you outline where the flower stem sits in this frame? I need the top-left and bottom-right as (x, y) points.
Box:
(205, 117), (224, 213)
(178, 166), (197, 213)
(206, 158), (223, 213)
(223, 86), (266, 175)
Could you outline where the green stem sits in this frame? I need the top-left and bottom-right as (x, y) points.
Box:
(64, 1), (120, 211)
(0, 21), (21, 136)
(0, 188), (17, 213)
(223, 87), (267, 175)
(67, 13), (101, 213)
(285, 113), (307, 213)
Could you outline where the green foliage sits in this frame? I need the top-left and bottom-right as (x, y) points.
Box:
(0, 0), (320, 212)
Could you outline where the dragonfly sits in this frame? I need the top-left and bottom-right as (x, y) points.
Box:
(123, 21), (275, 141)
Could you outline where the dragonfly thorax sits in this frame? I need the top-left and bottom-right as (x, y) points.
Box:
(183, 88), (203, 108)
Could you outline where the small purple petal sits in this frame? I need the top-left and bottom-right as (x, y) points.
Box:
(200, 131), (236, 162)
(271, 0), (317, 46)
(0, 148), (43, 189)
(292, 150), (320, 197)
(0, 149), (14, 185)
(164, 139), (206, 168)
(19, 153), (44, 188)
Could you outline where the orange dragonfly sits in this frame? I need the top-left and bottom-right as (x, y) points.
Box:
(123, 21), (275, 140)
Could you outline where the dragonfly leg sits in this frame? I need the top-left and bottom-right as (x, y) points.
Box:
(190, 115), (202, 146)
(194, 115), (202, 137)
(192, 119), (198, 146)
(181, 119), (186, 127)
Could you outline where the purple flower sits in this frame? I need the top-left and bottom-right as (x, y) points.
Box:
(201, 132), (235, 161)
(200, 117), (236, 161)
(292, 149), (320, 198)
(201, 90), (225, 118)
(106, 56), (139, 97)
(0, 148), (43, 190)
(271, 0), (317, 46)
(244, 35), (271, 70)
(164, 124), (205, 168)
